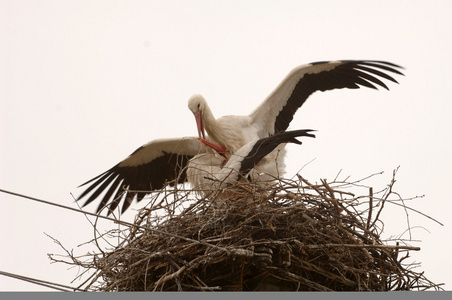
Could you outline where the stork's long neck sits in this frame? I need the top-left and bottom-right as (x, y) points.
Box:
(200, 100), (247, 153)
(201, 104), (222, 146)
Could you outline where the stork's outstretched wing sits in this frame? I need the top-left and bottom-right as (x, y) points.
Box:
(250, 60), (403, 136)
(77, 137), (206, 214)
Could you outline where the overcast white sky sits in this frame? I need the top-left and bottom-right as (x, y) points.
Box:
(1, 0), (451, 291)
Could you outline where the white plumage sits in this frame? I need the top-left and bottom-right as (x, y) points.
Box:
(187, 130), (315, 194)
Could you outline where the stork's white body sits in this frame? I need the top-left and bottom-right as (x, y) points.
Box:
(187, 147), (287, 193)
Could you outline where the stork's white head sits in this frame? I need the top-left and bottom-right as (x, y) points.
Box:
(187, 94), (206, 115)
(188, 94), (208, 140)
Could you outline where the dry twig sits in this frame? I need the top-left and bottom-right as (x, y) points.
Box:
(49, 171), (443, 291)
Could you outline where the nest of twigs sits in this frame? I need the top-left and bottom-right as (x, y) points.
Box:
(55, 169), (443, 291)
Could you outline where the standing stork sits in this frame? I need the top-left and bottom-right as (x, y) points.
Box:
(77, 130), (314, 215)
(188, 60), (403, 153)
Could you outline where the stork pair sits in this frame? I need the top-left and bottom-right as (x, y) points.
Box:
(77, 60), (403, 215)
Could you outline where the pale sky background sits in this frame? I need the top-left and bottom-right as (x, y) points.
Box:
(1, 0), (451, 291)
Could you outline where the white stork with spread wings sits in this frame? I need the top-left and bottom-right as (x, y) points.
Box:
(77, 59), (403, 215)
(77, 130), (315, 215)
(188, 60), (403, 153)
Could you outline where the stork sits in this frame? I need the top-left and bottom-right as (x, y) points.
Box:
(188, 60), (403, 153)
(77, 130), (314, 215)
(187, 129), (315, 193)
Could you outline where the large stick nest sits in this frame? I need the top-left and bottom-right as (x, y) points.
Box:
(55, 170), (443, 291)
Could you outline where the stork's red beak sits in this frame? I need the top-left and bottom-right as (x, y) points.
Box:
(193, 111), (227, 157)
(198, 138), (227, 157)
(194, 112), (206, 140)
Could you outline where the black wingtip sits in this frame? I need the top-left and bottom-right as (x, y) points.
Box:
(238, 129), (316, 175)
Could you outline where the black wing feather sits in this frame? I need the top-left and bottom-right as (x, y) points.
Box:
(239, 129), (316, 174)
(78, 151), (196, 215)
(274, 60), (404, 133)
(95, 175), (123, 214)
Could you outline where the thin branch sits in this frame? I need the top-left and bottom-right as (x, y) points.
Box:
(0, 270), (81, 292)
